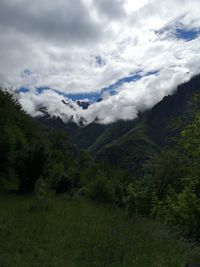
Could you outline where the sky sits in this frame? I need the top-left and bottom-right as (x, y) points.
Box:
(1, 0), (200, 125)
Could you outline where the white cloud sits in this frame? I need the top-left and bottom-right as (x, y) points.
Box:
(1, 0), (200, 124)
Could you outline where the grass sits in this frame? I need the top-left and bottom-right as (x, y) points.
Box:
(0, 195), (199, 267)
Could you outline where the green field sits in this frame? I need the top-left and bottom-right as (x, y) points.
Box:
(0, 195), (199, 267)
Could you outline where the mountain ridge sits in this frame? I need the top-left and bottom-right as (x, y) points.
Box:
(36, 74), (200, 172)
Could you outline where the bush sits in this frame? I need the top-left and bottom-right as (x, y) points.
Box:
(28, 178), (51, 212)
(124, 182), (150, 217)
(86, 176), (115, 203)
(151, 185), (200, 238)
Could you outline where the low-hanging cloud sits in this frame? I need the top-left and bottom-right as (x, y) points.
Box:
(1, 0), (200, 125)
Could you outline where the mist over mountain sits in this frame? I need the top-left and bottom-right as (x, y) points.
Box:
(37, 74), (200, 173)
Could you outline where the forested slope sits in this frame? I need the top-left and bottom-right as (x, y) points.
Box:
(38, 75), (200, 174)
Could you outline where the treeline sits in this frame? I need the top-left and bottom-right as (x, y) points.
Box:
(0, 90), (92, 193)
(0, 89), (124, 202)
(0, 89), (200, 240)
(124, 92), (200, 240)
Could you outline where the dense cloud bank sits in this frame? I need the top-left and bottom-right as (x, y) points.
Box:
(1, 0), (200, 124)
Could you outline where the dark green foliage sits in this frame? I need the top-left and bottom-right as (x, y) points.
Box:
(0, 89), (119, 204)
(17, 145), (47, 193)
(151, 185), (200, 238)
(116, 87), (200, 240)
(0, 90), (45, 192)
(0, 90), (101, 195)
(145, 112), (200, 238)
(95, 122), (158, 175)
(124, 182), (151, 216)
(86, 175), (115, 203)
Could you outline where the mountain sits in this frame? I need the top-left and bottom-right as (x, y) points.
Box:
(1, 75), (200, 242)
(91, 74), (200, 172)
(146, 74), (200, 145)
(76, 100), (91, 109)
(37, 74), (200, 173)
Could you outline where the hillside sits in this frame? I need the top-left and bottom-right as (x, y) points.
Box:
(38, 75), (200, 173)
(1, 78), (200, 265)
(0, 90), (97, 194)
(92, 74), (200, 170)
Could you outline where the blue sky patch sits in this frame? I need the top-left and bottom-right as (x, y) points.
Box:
(156, 22), (200, 42)
(17, 70), (160, 102)
(144, 70), (159, 77)
(36, 86), (101, 102)
(95, 56), (105, 67)
(36, 86), (51, 94)
(100, 70), (159, 97)
(66, 92), (101, 102)
(175, 27), (200, 41)
(101, 72), (142, 96)
(17, 87), (30, 93)
(39, 72), (144, 102)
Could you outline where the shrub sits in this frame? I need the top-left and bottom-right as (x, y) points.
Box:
(86, 176), (115, 203)
(28, 178), (51, 212)
(124, 182), (150, 217)
(151, 185), (200, 238)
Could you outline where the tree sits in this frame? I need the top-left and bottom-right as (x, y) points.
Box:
(181, 113), (200, 175)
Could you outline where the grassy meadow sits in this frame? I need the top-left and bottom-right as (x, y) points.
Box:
(0, 195), (199, 267)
